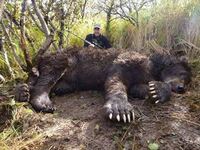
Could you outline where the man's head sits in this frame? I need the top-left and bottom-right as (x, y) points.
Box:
(93, 24), (101, 36)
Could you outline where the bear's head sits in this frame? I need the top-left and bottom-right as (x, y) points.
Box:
(160, 57), (191, 93)
(150, 53), (191, 94)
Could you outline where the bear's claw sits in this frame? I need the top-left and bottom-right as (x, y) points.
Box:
(127, 114), (131, 123)
(32, 103), (56, 113)
(108, 112), (134, 123)
(15, 83), (30, 102)
(116, 114), (120, 122)
(109, 113), (113, 120)
(105, 100), (135, 123)
(148, 81), (172, 104)
(148, 81), (160, 104)
(30, 94), (56, 113)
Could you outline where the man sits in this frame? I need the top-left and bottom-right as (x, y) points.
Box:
(84, 24), (112, 49)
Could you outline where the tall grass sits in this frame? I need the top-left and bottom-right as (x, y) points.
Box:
(1, 0), (200, 77)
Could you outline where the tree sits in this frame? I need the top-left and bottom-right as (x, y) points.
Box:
(0, 0), (15, 78)
(97, 0), (116, 38)
(0, 0), (5, 19)
(114, 0), (154, 28)
(113, 0), (154, 50)
(81, 0), (89, 19)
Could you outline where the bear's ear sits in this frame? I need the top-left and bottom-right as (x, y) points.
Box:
(179, 56), (188, 63)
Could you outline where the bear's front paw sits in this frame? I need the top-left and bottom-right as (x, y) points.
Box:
(15, 84), (30, 102)
(148, 81), (171, 104)
(104, 100), (135, 123)
(30, 96), (56, 113)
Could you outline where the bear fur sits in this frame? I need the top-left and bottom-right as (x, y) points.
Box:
(16, 47), (191, 123)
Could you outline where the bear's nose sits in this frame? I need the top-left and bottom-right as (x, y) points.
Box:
(176, 85), (185, 92)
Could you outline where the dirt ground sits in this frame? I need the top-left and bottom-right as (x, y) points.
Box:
(0, 84), (200, 150)
(30, 87), (199, 150)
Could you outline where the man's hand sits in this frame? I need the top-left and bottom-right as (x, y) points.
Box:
(89, 43), (95, 47)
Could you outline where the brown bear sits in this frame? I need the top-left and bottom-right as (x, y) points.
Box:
(15, 47), (191, 123)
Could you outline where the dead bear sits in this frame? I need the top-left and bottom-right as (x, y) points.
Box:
(15, 48), (191, 123)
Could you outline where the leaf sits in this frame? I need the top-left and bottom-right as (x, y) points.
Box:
(24, 108), (33, 114)
(94, 124), (100, 132)
(148, 142), (159, 150)
(9, 99), (16, 106)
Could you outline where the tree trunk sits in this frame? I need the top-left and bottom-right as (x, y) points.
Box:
(20, 0), (32, 71)
(1, 21), (24, 69)
(81, 0), (87, 19)
(58, 0), (65, 50)
(106, 10), (111, 39)
(105, 0), (115, 40)
(31, 0), (50, 37)
(0, 0), (5, 19)
(0, 26), (15, 78)
(0, 0), (15, 78)
(135, 10), (141, 51)
(4, 10), (36, 52)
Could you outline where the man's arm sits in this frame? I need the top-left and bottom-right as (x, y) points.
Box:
(84, 34), (92, 47)
(102, 36), (112, 49)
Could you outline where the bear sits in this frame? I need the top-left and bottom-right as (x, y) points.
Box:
(15, 47), (191, 123)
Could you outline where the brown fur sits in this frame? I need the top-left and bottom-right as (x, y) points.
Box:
(16, 47), (191, 122)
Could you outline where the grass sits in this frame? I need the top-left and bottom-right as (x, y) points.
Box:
(0, 99), (45, 150)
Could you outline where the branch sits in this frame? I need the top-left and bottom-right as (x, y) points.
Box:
(178, 39), (200, 51)
(81, 0), (88, 19)
(33, 34), (54, 65)
(0, 0), (15, 78)
(31, 0), (58, 51)
(1, 21), (24, 69)
(28, 8), (44, 32)
(4, 10), (20, 27)
(0, 39), (15, 78)
(31, 0), (50, 37)
(0, 0), (5, 20)
(20, 0), (32, 71)
(4, 10), (36, 52)
(0, 74), (5, 83)
(58, 0), (65, 49)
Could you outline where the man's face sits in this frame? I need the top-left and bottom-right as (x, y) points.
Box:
(94, 28), (101, 36)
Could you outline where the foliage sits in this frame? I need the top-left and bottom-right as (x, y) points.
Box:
(148, 142), (159, 150)
(0, 0), (200, 78)
(0, 99), (44, 150)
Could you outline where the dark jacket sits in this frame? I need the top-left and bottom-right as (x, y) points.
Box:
(84, 34), (112, 49)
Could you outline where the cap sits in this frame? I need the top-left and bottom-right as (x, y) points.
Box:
(94, 24), (101, 29)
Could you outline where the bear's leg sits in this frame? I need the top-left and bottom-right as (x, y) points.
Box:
(104, 74), (134, 123)
(52, 80), (75, 96)
(30, 71), (66, 113)
(129, 84), (149, 99)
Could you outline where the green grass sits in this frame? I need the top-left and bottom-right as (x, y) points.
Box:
(0, 99), (45, 150)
